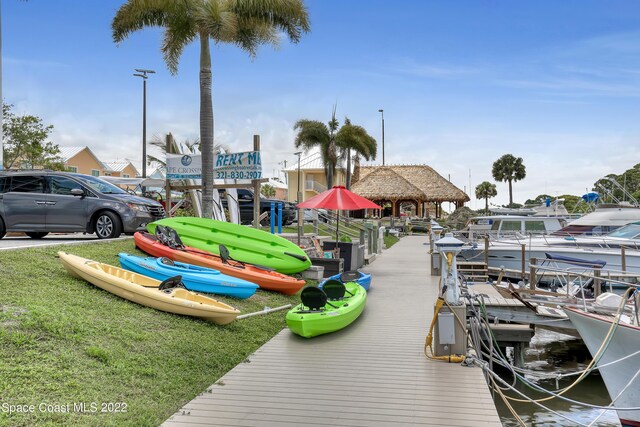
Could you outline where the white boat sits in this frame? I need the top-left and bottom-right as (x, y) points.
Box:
(564, 307), (640, 426)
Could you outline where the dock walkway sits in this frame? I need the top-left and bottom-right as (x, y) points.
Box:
(164, 235), (502, 426)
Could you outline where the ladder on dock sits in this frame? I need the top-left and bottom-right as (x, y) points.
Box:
(458, 261), (489, 283)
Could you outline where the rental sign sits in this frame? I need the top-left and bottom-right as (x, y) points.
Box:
(166, 151), (262, 181)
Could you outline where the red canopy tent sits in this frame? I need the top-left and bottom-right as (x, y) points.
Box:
(297, 186), (382, 243)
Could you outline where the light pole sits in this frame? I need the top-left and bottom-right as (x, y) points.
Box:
(294, 151), (302, 245)
(378, 109), (385, 166)
(133, 69), (155, 178)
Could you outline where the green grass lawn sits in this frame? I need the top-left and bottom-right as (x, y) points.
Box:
(0, 239), (302, 426)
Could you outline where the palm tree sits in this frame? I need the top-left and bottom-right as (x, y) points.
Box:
(113, 1), (310, 219)
(475, 181), (497, 214)
(294, 108), (377, 190)
(335, 118), (377, 189)
(491, 154), (526, 206)
(294, 106), (340, 189)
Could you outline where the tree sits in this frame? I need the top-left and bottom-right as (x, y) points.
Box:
(294, 107), (377, 189)
(475, 181), (497, 214)
(336, 118), (376, 189)
(113, 1), (310, 219)
(261, 184), (276, 198)
(491, 154), (526, 206)
(2, 103), (63, 170)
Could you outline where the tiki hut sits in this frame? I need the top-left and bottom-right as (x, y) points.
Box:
(351, 165), (469, 218)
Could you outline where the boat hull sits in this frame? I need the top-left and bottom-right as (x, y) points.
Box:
(286, 282), (366, 338)
(118, 253), (259, 299)
(134, 232), (305, 295)
(58, 251), (240, 325)
(319, 271), (371, 291)
(564, 308), (640, 425)
(148, 217), (311, 274)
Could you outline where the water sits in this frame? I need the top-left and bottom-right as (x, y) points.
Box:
(493, 329), (621, 426)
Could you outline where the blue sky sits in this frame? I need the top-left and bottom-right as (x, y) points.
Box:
(4, 0), (640, 208)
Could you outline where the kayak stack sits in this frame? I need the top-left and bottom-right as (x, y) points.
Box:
(147, 217), (311, 274)
(286, 280), (367, 338)
(134, 230), (305, 295)
(118, 252), (259, 299)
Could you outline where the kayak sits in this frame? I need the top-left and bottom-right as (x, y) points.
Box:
(134, 231), (305, 295)
(147, 217), (311, 274)
(319, 270), (371, 291)
(57, 251), (240, 325)
(286, 281), (366, 338)
(118, 253), (259, 299)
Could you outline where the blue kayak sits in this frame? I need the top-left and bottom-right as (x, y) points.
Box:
(319, 270), (371, 292)
(118, 253), (259, 299)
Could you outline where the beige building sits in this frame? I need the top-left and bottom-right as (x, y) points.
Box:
(59, 146), (139, 178)
(284, 151), (346, 202)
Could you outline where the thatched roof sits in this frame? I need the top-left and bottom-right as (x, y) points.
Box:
(351, 167), (425, 199)
(354, 165), (469, 203)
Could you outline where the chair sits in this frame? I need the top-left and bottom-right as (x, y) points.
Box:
(300, 286), (328, 311)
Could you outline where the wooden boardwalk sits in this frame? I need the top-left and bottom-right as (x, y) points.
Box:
(164, 236), (502, 426)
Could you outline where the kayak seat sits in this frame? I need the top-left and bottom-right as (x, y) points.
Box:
(323, 280), (346, 300)
(159, 275), (184, 291)
(300, 286), (327, 311)
(167, 227), (185, 249)
(340, 270), (360, 283)
(155, 225), (170, 246)
(160, 257), (175, 266)
(219, 244), (231, 264)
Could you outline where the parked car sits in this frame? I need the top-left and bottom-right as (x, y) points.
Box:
(0, 170), (165, 239)
(219, 188), (296, 225)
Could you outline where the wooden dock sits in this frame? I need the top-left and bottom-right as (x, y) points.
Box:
(164, 236), (502, 426)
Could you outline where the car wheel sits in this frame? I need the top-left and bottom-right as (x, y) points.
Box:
(0, 218), (5, 239)
(26, 232), (49, 239)
(95, 211), (122, 239)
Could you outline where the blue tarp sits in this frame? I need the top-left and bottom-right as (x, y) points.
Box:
(581, 192), (599, 203)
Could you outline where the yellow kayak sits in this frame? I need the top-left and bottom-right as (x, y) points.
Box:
(58, 251), (240, 325)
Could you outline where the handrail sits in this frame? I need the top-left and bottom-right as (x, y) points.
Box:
(304, 179), (326, 193)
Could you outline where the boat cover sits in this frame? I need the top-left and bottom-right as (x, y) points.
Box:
(544, 252), (606, 268)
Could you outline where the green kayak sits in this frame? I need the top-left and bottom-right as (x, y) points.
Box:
(147, 217), (311, 274)
(286, 281), (366, 338)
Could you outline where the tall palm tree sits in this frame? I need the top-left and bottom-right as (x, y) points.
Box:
(335, 118), (377, 189)
(492, 154), (526, 206)
(113, 0), (310, 218)
(293, 106), (340, 189)
(475, 181), (497, 214)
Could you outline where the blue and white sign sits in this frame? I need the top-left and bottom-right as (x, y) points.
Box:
(166, 153), (202, 180)
(214, 150), (262, 181)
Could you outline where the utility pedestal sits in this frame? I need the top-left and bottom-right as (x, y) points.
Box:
(433, 233), (467, 358)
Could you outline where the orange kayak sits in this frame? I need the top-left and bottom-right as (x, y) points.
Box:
(133, 232), (305, 295)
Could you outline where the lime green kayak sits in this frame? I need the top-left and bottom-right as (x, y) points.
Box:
(147, 217), (311, 274)
(286, 281), (366, 338)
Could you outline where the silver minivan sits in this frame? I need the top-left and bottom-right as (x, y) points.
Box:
(0, 171), (165, 239)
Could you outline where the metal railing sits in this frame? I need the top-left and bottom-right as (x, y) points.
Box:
(304, 180), (326, 193)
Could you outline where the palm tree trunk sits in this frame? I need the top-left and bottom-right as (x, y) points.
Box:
(345, 148), (352, 190)
(485, 197), (488, 213)
(199, 34), (214, 219)
(508, 179), (513, 206)
(327, 165), (334, 189)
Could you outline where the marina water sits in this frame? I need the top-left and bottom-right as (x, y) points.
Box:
(494, 329), (620, 426)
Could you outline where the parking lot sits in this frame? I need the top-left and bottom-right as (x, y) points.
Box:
(0, 233), (130, 251)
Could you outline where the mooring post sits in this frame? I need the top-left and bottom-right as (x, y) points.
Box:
(621, 247), (626, 272)
(594, 268), (602, 298)
(484, 236), (489, 268)
(521, 244), (526, 281)
(165, 133), (173, 217)
(529, 257), (537, 290)
(252, 135), (261, 229)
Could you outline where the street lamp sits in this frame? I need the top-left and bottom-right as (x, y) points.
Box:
(294, 151), (302, 245)
(378, 109), (385, 166)
(133, 68), (155, 178)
